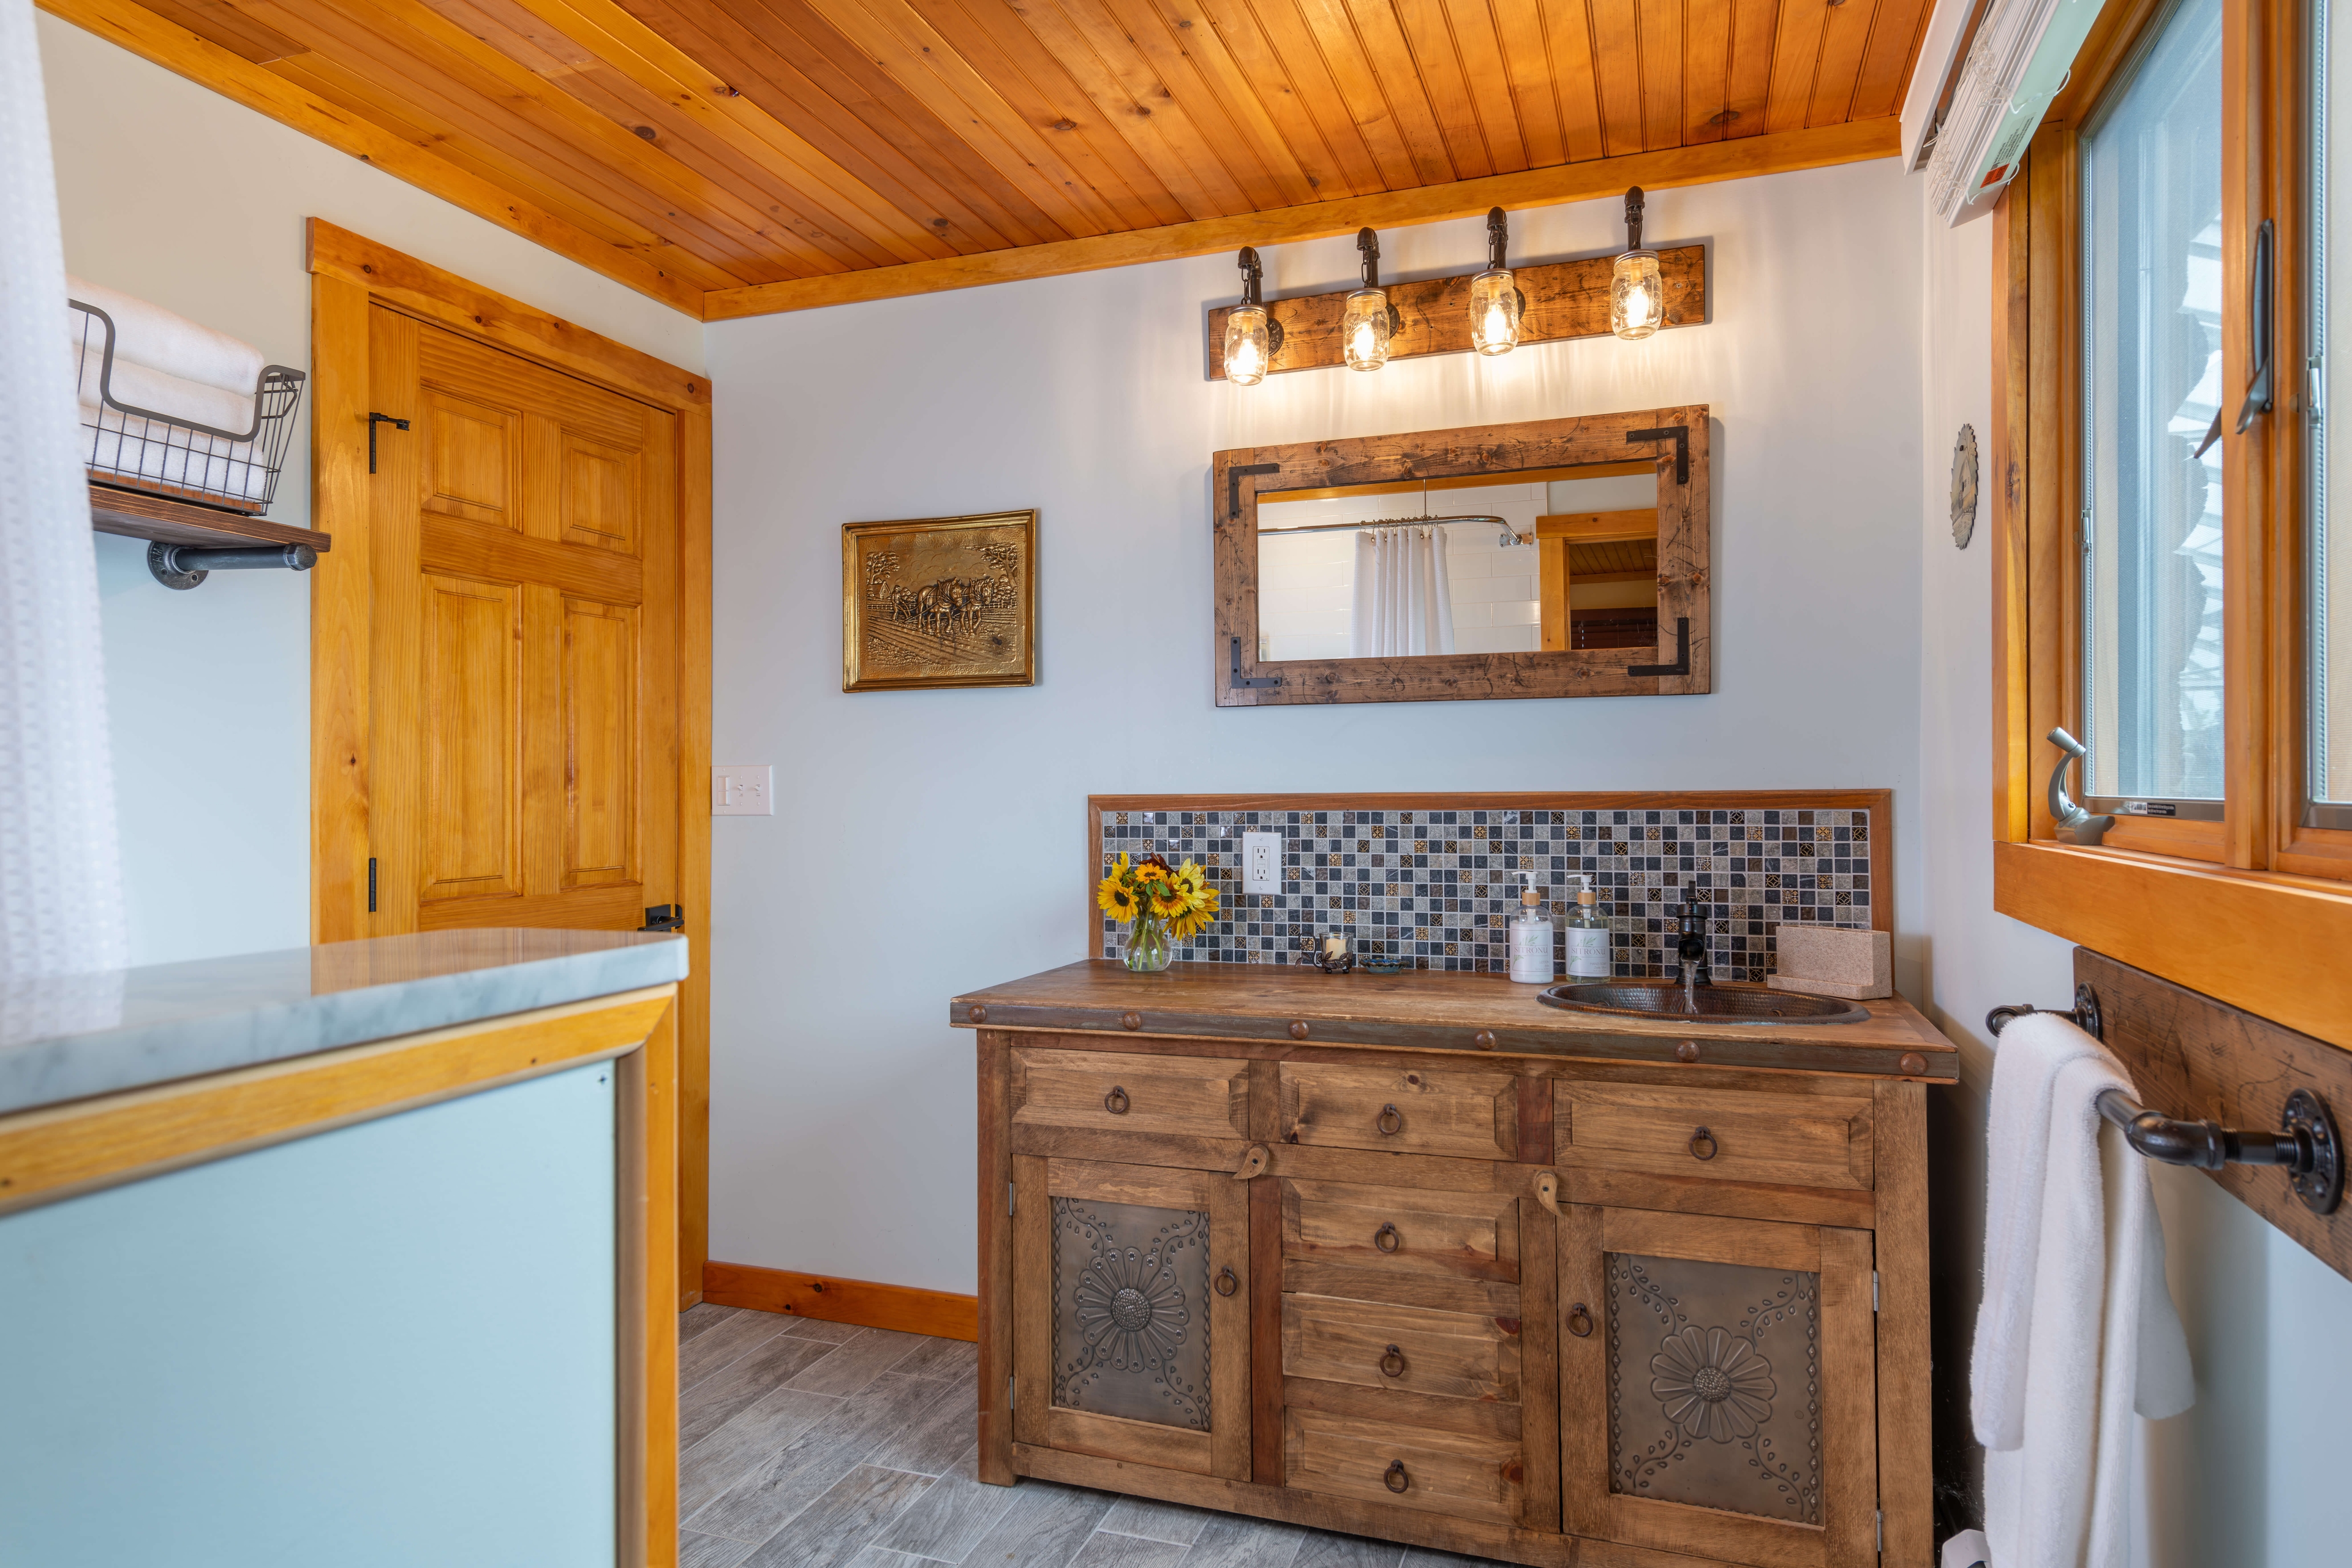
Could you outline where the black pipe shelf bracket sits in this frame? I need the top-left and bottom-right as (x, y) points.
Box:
(148, 540), (318, 590)
(1986, 984), (2346, 1215)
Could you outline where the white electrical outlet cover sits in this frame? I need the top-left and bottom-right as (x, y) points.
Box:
(1242, 831), (1282, 894)
(711, 764), (774, 816)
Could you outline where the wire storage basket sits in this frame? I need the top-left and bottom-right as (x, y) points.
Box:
(70, 299), (304, 516)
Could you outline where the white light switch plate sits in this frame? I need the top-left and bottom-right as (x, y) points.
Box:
(1243, 831), (1282, 894)
(711, 764), (774, 816)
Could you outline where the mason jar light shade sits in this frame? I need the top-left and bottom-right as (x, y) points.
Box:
(1224, 303), (1272, 385)
(1611, 250), (1663, 340)
(1469, 268), (1520, 355)
(1343, 287), (1391, 370)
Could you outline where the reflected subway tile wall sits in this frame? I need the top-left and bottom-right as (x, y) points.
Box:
(1096, 805), (1872, 980)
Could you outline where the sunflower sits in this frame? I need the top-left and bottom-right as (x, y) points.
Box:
(1164, 861), (1221, 940)
(1132, 853), (1174, 886)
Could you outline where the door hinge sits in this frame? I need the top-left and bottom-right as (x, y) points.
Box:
(1008, 1181), (1016, 1216)
(367, 856), (377, 914)
(1873, 1270), (1880, 1313)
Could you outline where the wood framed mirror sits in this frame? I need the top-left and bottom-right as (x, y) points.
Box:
(1212, 408), (1709, 707)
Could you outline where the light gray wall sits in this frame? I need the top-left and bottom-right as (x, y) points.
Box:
(37, 13), (704, 966)
(1912, 183), (2352, 1565)
(703, 158), (1928, 1292)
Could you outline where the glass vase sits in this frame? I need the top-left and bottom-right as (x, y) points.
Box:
(1123, 913), (1173, 972)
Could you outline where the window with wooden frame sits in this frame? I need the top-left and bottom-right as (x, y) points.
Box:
(1992, 0), (2352, 1048)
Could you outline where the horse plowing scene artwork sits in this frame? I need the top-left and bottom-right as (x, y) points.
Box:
(841, 509), (1037, 692)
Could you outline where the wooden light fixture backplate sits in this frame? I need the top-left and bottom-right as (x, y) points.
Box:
(1204, 246), (1705, 379)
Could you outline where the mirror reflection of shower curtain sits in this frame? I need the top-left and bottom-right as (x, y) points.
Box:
(1350, 526), (1455, 657)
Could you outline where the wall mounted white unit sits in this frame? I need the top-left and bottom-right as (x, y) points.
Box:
(1928, 0), (2111, 225)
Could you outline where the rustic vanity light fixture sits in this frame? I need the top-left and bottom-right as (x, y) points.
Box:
(1611, 187), (1664, 341)
(1342, 228), (1392, 372)
(1222, 248), (1275, 387)
(1469, 208), (1521, 355)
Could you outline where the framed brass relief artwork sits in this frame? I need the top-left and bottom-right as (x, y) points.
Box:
(842, 509), (1038, 692)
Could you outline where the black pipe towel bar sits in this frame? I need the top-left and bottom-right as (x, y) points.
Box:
(1986, 985), (2345, 1215)
(148, 540), (317, 590)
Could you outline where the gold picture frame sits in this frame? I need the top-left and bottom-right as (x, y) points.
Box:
(842, 509), (1038, 692)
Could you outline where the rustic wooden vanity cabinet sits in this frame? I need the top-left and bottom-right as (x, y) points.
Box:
(956, 963), (1955, 1568)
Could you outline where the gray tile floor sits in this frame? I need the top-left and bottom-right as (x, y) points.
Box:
(677, 1306), (1502, 1568)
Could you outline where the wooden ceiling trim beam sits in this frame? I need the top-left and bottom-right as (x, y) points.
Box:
(796, 0), (1130, 238)
(704, 115), (1899, 317)
(1202, 0), (1385, 195)
(285, 0), (848, 274)
(1139, 0), (1327, 206)
(250, 0), (799, 276)
(39, 0), (708, 312)
(685, 0), (1072, 246)
(507, 0), (960, 265)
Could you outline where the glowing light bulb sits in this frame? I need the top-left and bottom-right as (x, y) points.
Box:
(1342, 285), (1390, 371)
(1611, 249), (1664, 341)
(1468, 265), (1520, 355)
(1223, 301), (1271, 386)
(1352, 322), (1374, 359)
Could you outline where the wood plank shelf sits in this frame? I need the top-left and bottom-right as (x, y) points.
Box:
(88, 483), (330, 554)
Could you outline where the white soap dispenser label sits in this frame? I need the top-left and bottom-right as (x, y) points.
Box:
(1565, 874), (1611, 978)
(1509, 872), (1557, 984)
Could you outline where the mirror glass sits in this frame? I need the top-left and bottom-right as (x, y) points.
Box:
(1255, 466), (1659, 661)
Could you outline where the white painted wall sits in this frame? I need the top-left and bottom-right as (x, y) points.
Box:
(1912, 178), (2352, 1564)
(34, 14), (704, 966)
(704, 159), (1926, 1294)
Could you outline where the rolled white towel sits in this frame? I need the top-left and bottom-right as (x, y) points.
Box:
(75, 355), (255, 437)
(66, 274), (264, 396)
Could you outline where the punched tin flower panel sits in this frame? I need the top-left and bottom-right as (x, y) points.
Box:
(1051, 1197), (1212, 1431)
(1606, 1253), (1822, 1525)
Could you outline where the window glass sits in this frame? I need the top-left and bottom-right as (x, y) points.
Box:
(2313, 0), (2352, 812)
(2079, 0), (2228, 804)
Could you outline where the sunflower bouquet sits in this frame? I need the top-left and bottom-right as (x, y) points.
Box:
(1098, 852), (1220, 971)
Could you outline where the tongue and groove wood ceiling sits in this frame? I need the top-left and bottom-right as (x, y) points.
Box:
(49, 0), (1924, 318)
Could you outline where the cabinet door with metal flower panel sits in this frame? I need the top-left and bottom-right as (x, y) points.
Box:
(1556, 1205), (1878, 1568)
(1010, 1155), (1251, 1480)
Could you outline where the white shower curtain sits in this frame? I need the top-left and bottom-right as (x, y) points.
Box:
(0, 0), (127, 987)
(1350, 525), (1456, 658)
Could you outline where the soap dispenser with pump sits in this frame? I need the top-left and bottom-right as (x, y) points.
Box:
(1509, 872), (1557, 984)
(1564, 874), (1610, 978)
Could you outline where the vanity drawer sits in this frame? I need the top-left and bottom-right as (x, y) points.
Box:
(1282, 1293), (1521, 1404)
(1279, 1062), (1517, 1159)
(1554, 1080), (1874, 1190)
(1281, 1178), (1520, 1284)
(1282, 1408), (1524, 1523)
(1012, 1048), (1249, 1140)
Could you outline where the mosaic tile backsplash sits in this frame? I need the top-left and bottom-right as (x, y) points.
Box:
(1096, 803), (1875, 981)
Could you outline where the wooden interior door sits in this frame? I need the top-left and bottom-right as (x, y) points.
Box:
(1011, 1155), (1251, 1480)
(366, 305), (681, 937)
(1558, 1205), (1878, 1567)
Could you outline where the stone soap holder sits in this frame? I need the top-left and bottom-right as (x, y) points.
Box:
(1768, 925), (1891, 1001)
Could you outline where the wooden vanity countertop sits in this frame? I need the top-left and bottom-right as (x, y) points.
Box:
(949, 960), (1958, 1081)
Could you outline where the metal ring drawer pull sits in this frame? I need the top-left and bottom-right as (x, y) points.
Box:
(1384, 1460), (1410, 1494)
(1689, 1126), (1718, 1161)
(1566, 1302), (1594, 1338)
(1373, 1221), (1401, 1253)
(1215, 1265), (1238, 1297)
(1105, 1087), (1131, 1115)
(1379, 1344), (1408, 1378)
(1376, 1104), (1405, 1136)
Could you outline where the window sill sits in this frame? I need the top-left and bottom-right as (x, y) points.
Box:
(1992, 840), (2352, 1050)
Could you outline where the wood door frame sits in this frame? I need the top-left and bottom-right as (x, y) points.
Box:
(0, 986), (680, 1568)
(307, 218), (714, 1305)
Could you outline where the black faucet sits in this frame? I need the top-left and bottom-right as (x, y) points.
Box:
(1673, 892), (1711, 986)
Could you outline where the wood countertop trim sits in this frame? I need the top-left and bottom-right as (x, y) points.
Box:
(951, 962), (1956, 1082)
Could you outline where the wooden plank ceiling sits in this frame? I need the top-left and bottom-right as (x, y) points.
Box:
(47, 0), (1927, 317)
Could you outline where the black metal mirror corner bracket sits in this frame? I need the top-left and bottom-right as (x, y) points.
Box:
(1986, 984), (2345, 1215)
(1627, 617), (1690, 678)
(1229, 636), (1280, 690)
(1626, 424), (1689, 484)
(1227, 461), (1280, 522)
